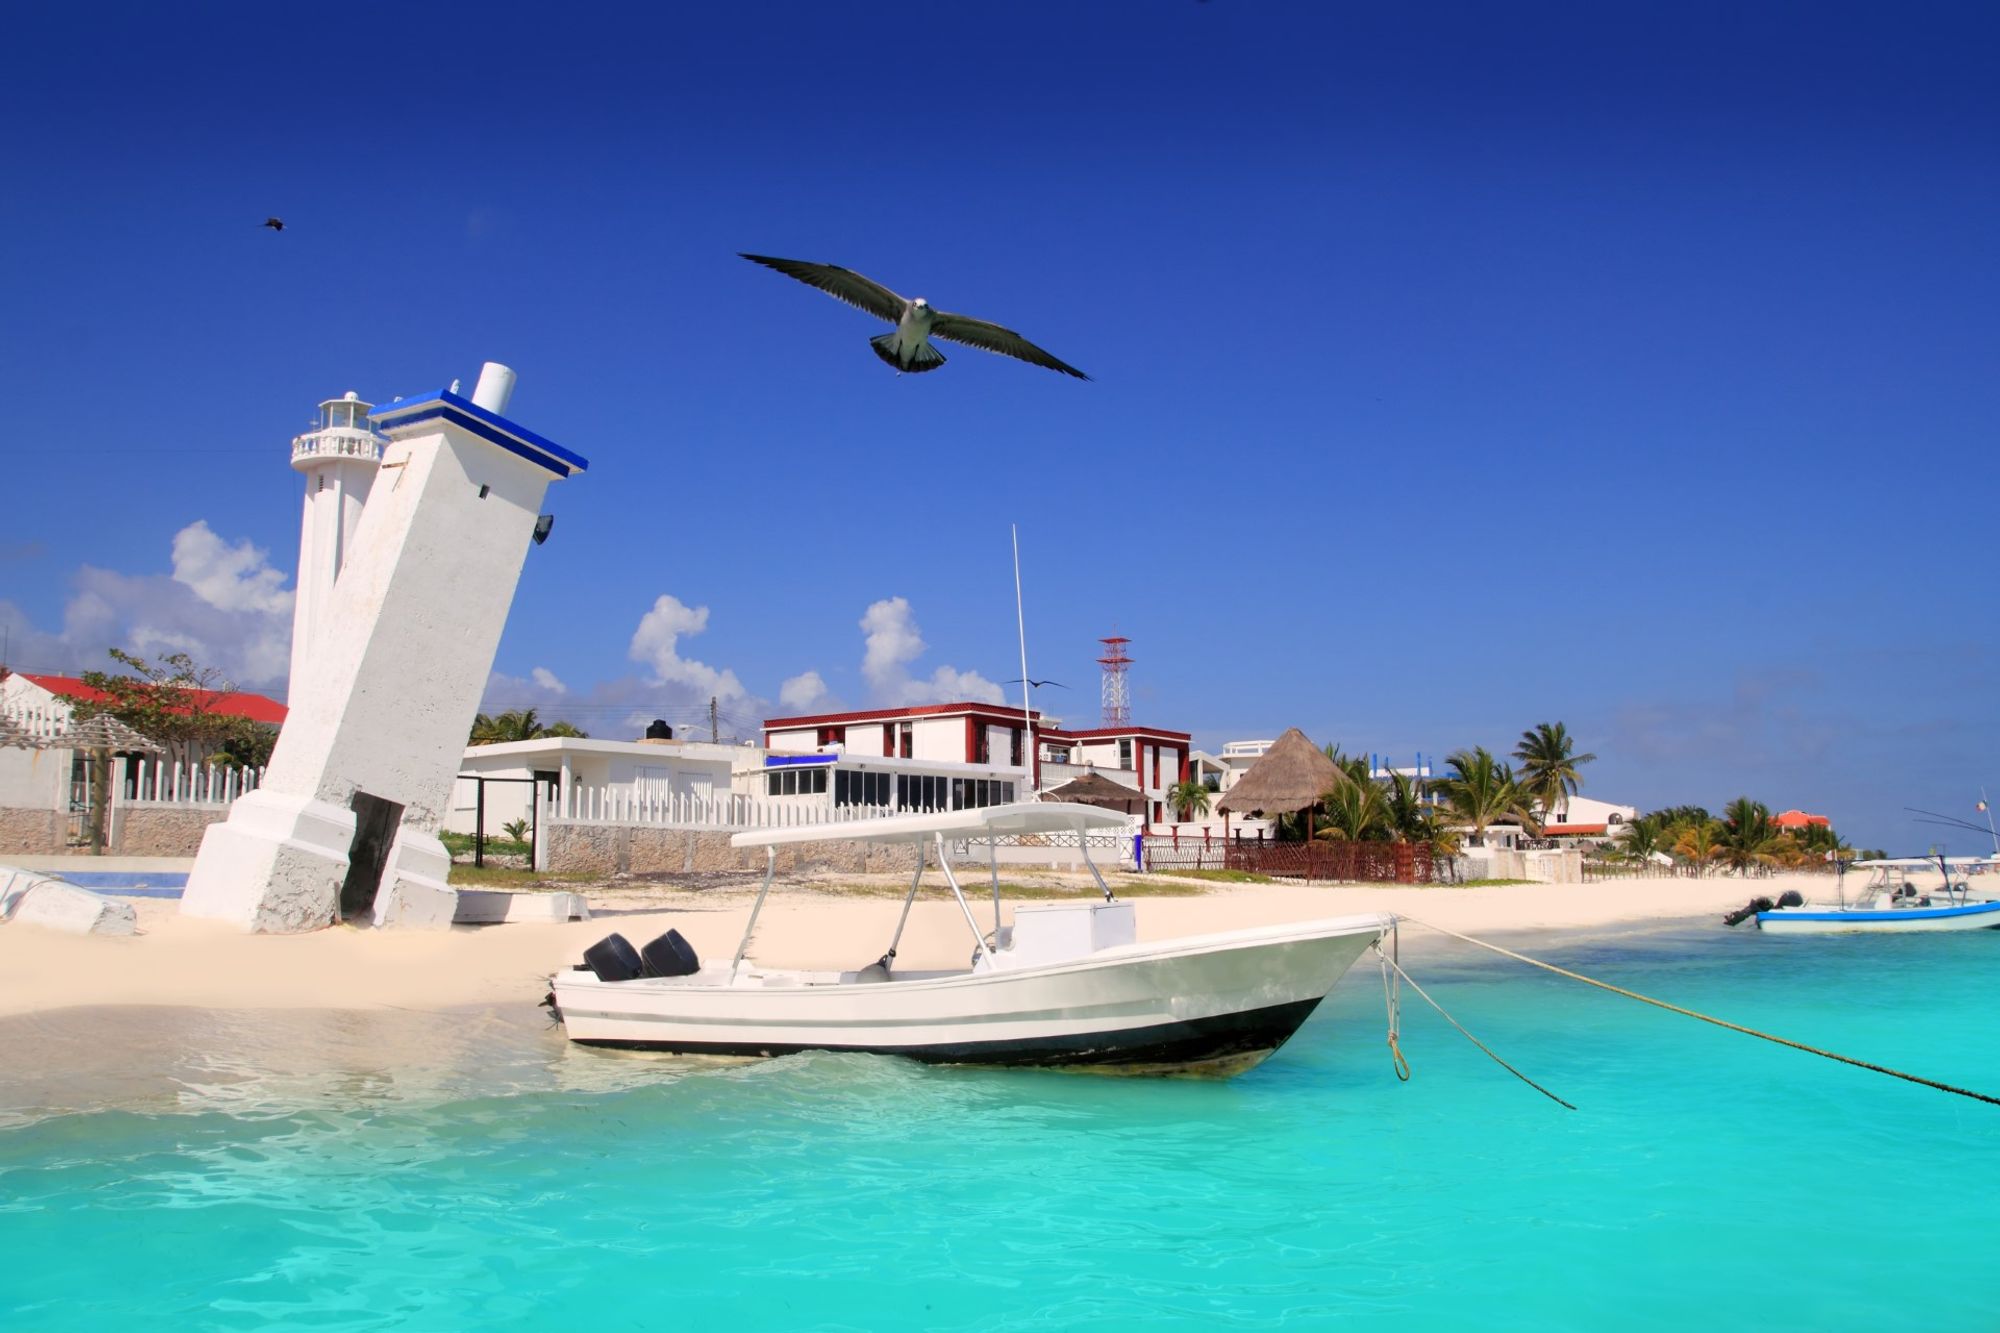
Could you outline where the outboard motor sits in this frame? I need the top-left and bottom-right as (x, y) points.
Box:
(639, 928), (700, 978)
(1776, 889), (1804, 908)
(1723, 896), (1776, 927)
(582, 932), (644, 982)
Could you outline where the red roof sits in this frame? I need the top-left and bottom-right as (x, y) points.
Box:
(20, 673), (287, 726)
(1042, 725), (1192, 744)
(1770, 809), (1831, 828)
(764, 701), (1043, 729)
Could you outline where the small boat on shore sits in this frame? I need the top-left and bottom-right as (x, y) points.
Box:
(1750, 856), (2000, 934)
(548, 802), (1392, 1076)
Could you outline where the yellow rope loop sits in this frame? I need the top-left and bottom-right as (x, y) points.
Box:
(1387, 1031), (1412, 1081)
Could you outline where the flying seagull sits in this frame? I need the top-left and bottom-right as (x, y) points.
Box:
(1006, 677), (1067, 690)
(739, 253), (1089, 380)
(262, 217), (286, 232)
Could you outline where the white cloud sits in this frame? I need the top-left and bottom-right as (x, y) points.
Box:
(171, 521), (293, 615)
(860, 597), (925, 691)
(857, 597), (1003, 705)
(628, 594), (748, 704)
(0, 522), (299, 688)
(530, 666), (567, 695)
(778, 670), (829, 712)
(919, 665), (1006, 705)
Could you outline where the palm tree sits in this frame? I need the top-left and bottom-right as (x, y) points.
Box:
(1618, 812), (1669, 863)
(1314, 780), (1390, 840)
(1433, 747), (1538, 847)
(1383, 772), (1458, 855)
(1168, 778), (1212, 822)
(1715, 797), (1778, 873)
(1321, 743), (1372, 787)
(468, 708), (589, 745)
(1512, 722), (1597, 824)
(1671, 817), (1724, 871)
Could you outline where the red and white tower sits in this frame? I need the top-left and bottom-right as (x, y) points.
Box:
(1097, 636), (1132, 726)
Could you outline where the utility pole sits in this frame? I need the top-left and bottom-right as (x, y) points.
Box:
(709, 696), (719, 744)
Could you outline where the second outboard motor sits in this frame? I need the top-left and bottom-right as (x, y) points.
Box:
(640, 928), (700, 978)
(583, 933), (644, 982)
(1723, 896), (1775, 927)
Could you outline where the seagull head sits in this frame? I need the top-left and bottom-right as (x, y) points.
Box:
(912, 298), (929, 310)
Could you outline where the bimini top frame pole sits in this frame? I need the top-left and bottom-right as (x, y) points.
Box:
(731, 845), (778, 982)
(1076, 818), (1115, 902)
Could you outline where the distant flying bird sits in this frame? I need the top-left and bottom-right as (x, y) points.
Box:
(262, 217), (286, 232)
(1006, 678), (1067, 689)
(739, 253), (1089, 380)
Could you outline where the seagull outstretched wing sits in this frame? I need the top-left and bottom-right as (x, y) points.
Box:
(739, 254), (906, 324)
(930, 311), (1090, 380)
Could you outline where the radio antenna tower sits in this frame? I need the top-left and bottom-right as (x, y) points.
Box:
(1097, 636), (1133, 726)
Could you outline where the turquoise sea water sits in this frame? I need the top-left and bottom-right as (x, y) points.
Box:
(4, 924), (1997, 1330)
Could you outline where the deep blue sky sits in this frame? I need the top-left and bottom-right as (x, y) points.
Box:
(2, 2), (1995, 852)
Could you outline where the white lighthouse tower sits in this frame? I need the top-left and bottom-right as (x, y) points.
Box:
(288, 392), (384, 698)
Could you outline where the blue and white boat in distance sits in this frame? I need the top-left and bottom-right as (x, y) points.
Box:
(1755, 856), (2000, 934)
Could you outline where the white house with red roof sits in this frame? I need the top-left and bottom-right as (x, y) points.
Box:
(0, 668), (289, 823)
(762, 702), (1195, 827)
(0, 671), (287, 733)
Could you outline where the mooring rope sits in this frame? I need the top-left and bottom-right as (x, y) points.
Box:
(1375, 945), (1575, 1109)
(1403, 917), (2000, 1109)
(1375, 923), (1411, 1081)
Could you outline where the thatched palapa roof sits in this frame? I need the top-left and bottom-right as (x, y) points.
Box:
(57, 713), (161, 753)
(1040, 769), (1146, 814)
(1215, 727), (1345, 816)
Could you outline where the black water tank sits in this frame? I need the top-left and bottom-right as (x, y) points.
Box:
(583, 933), (644, 982)
(641, 928), (700, 978)
(645, 719), (674, 740)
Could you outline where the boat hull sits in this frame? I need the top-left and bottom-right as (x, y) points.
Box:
(1756, 900), (2000, 934)
(552, 915), (1390, 1075)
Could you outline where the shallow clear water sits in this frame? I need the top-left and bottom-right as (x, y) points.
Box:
(4, 925), (1997, 1330)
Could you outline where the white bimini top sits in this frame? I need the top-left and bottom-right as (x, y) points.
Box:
(729, 801), (1130, 849)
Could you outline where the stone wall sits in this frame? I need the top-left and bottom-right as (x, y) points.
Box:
(0, 808), (63, 857)
(0, 804), (230, 857)
(545, 824), (921, 878)
(114, 807), (231, 857)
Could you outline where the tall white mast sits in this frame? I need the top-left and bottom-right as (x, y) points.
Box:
(1012, 524), (1033, 787)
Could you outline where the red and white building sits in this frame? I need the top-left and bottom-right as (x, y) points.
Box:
(1037, 725), (1192, 827)
(763, 701), (1194, 827)
(764, 701), (1039, 771)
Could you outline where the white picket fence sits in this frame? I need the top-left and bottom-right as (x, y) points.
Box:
(120, 758), (266, 807)
(2, 704), (71, 744)
(545, 784), (917, 833)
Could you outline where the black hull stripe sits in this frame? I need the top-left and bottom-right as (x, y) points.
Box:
(572, 997), (1326, 1070)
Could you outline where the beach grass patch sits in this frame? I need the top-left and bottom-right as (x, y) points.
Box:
(448, 866), (594, 887)
(1452, 877), (1540, 888)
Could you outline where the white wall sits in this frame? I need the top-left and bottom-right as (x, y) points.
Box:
(0, 746), (66, 811)
(911, 716), (964, 763)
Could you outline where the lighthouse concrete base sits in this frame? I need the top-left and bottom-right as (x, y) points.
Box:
(179, 790), (351, 933)
(372, 828), (459, 930)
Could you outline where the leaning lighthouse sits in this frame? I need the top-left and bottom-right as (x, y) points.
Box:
(288, 391), (384, 697)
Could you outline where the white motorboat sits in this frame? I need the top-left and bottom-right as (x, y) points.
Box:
(1751, 855), (2000, 934)
(548, 802), (1392, 1076)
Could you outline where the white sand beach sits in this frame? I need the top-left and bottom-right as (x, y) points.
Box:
(0, 870), (1797, 1021)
